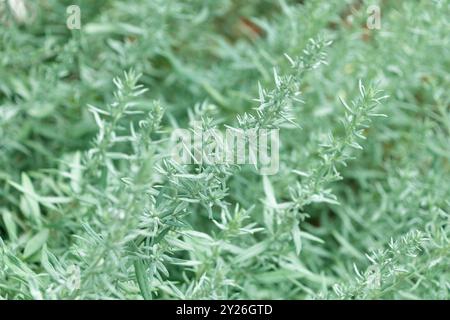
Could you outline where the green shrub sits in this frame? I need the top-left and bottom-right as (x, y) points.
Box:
(0, 0), (449, 299)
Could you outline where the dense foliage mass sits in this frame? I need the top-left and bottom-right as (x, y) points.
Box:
(0, 0), (449, 299)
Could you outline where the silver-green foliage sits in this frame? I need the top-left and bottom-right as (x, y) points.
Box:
(0, 0), (449, 299)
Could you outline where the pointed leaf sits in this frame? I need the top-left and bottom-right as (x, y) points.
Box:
(23, 229), (49, 259)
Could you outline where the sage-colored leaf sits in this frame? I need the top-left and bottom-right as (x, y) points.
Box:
(23, 229), (49, 259)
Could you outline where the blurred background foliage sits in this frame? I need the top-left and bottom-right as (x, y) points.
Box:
(0, 0), (449, 299)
